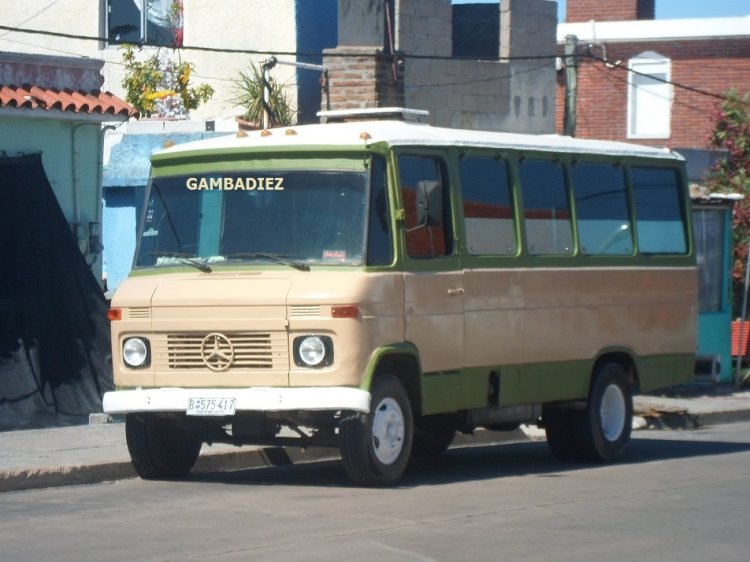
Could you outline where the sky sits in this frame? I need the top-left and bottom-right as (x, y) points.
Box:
(451, 0), (750, 20)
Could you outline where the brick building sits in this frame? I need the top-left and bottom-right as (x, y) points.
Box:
(558, 0), (750, 383)
(556, 0), (750, 180)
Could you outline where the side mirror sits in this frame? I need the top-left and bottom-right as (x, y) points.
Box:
(416, 180), (443, 227)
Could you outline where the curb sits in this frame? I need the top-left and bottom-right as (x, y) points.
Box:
(3, 408), (750, 493)
(0, 427), (525, 494)
(637, 408), (750, 430)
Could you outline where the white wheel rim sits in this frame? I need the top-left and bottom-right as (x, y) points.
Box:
(600, 384), (626, 442)
(371, 397), (405, 465)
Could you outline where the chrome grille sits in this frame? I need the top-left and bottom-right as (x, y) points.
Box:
(162, 332), (287, 370)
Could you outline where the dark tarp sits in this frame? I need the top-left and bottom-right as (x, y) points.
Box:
(0, 154), (113, 431)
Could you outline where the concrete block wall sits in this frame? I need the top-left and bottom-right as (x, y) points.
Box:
(396, 0), (452, 57)
(402, 0), (556, 132)
(501, 0), (558, 60)
(323, 0), (557, 133)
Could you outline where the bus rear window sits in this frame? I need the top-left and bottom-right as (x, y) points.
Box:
(572, 162), (632, 256)
(631, 167), (687, 255)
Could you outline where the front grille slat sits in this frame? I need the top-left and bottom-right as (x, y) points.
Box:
(289, 305), (321, 318)
(163, 332), (286, 371)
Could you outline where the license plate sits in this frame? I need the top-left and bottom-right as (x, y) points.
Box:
(186, 397), (236, 416)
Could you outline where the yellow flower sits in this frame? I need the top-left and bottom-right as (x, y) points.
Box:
(144, 89), (177, 101)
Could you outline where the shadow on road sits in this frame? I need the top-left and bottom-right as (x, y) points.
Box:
(189, 432), (750, 489)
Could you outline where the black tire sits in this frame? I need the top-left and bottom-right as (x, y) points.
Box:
(412, 427), (455, 458)
(125, 413), (202, 480)
(339, 375), (414, 486)
(543, 406), (581, 462)
(575, 362), (633, 462)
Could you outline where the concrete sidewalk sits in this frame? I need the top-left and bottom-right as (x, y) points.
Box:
(2, 389), (749, 493)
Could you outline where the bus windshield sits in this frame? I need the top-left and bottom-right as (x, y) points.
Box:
(135, 170), (368, 268)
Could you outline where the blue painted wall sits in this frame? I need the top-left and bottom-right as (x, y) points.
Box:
(102, 132), (220, 291)
(295, 0), (338, 123)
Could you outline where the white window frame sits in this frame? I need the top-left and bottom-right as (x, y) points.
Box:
(106, 0), (182, 46)
(627, 51), (672, 140)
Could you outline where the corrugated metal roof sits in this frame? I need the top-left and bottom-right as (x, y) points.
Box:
(0, 84), (134, 118)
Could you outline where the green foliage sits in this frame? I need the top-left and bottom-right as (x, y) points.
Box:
(708, 89), (750, 194)
(707, 90), (750, 302)
(121, 44), (214, 118)
(230, 62), (294, 128)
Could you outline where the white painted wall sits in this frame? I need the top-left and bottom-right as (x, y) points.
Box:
(0, 1), (302, 130)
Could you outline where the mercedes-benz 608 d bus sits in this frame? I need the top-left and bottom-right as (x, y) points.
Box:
(103, 111), (697, 486)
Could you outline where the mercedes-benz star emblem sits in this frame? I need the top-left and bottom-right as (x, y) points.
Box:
(200, 333), (235, 371)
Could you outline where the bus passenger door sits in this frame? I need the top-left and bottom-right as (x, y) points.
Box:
(397, 154), (464, 379)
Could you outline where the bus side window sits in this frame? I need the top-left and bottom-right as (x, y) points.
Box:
(366, 155), (393, 266)
(398, 155), (453, 258)
(631, 167), (687, 254)
(459, 156), (517, 255)
(519, 159), (573, 255)
(572, 162), (633, 255)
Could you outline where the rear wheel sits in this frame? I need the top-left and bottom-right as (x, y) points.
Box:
(126, 413), (202, 479)
(543, 406), (580, 462)
(576, 362), (633, 462)
(543, 362), (633, 463)
(340, 375), (414, 486)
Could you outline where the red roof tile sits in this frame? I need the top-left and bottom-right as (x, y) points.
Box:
(0, 84), (135, 118)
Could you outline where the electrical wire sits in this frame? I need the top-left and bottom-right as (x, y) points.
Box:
(581, 58), (717, 117)
(0, 23), (745, 106)
(0, 23), (559, 62)
(581, 52), (739, 104)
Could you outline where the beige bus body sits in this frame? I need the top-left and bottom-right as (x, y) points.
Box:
(104, 117), (697, 485)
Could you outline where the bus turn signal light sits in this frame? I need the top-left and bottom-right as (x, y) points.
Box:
(331, 305), (358, 319)
(107, 308), (122, 321)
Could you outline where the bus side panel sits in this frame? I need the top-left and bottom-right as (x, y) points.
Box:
(637, 353), (697, 393)
(420, 368), (489, 415)
(498, 360), (592, 406)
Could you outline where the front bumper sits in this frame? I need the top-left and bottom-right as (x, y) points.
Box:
(102, 386), (371, 415)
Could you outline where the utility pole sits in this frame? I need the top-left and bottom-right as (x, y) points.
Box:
(563, 34), (578, 137)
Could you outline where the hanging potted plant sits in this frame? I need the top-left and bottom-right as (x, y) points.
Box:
(229, 61), (294, 129)
(120, 44), (214, 119)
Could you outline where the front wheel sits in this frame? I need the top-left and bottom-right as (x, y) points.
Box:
(126, 413), (202, 480)
(339, 375), (414, 486)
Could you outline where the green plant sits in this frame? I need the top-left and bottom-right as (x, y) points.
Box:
(706, 89), (750, 312)
(121, 44), (214, 118)
(229, 62), (294, 128)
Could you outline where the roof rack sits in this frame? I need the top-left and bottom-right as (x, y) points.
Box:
(317, 107), (429, 124)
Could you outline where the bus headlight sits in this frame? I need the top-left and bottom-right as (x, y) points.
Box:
(293, 335), (333, 368)
(123, 337), (150, 368)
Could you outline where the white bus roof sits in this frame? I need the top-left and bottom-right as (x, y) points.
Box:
(156, 120), (683, 161)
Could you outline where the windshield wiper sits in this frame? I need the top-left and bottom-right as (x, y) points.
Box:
(152, 252), (213, 273)
(224, 252), (310, 272)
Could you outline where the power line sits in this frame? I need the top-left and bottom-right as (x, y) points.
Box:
(1, 22), (746, 106)
(582, 58), (718, 117)
(0, 24), (558, 62)
(581, 52), (735, 103)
